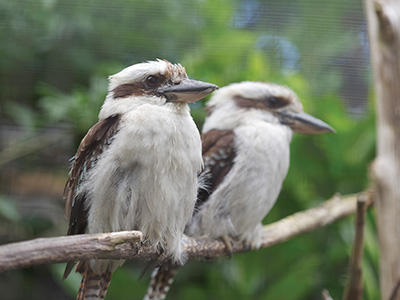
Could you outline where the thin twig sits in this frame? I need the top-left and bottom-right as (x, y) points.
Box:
(0, 190), (373, 272)
(0, 132), (65, 167)
(389, 279), (400, 300)
(342, 194), (368, 300)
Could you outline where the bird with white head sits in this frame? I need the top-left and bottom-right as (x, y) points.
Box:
(63, 59), (218, 300)
(145, 81), (334, 300)
(189, 81), (334, 246)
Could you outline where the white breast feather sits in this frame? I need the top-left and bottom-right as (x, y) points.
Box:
(187, 118), (292, 249)
(80, 102), (202, 272)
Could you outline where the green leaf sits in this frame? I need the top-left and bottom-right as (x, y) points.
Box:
(0, 195), (20, 222)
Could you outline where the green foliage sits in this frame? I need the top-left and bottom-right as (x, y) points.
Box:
(37, 74), (108, 138)
(0, 195), (20, 222)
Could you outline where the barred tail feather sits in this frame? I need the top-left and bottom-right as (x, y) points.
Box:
(77, 263), (113, 300)
(143, 262), (180, 300)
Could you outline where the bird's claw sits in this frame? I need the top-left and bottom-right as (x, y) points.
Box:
(220, 235), (234, 258)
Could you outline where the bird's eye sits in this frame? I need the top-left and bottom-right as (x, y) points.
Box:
(269, 97), (279, 106)
(267, 96), (285, 109)
(145, 75), (158, 87)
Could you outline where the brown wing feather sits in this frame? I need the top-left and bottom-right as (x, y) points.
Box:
(64, 114), (121, 233)
(63, 114), (121, 280)
(197, 129), (236, 209)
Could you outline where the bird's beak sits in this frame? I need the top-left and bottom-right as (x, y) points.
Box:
(277, 111), (335, 134)
(159, 79), (219, 103)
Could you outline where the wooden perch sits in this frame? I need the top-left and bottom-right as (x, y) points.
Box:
(0, 190), (373, 273)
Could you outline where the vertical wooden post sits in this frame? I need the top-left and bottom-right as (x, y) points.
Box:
(364, 0), (400, 299)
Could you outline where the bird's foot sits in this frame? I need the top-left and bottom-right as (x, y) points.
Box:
(242, 236), (262, 251)
(220, 235), (234, 258)
(130, 240), (142, 255)
(242, 240), (257, 251)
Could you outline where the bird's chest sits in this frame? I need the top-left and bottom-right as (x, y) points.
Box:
(114, 107), (201, 166)
(235, 123), (291, 178)
(85, 107), (202, 233)
(229, 123), (291, 216)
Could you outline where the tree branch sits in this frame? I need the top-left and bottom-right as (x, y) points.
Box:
(0, 190), (374, 273)
(342, 194), (368, 300)
(0, 231), (143, 272)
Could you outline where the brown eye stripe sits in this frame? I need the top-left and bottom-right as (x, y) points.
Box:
(113, 73), (169, 99)
(233, 95), (289, 110)
(113, 83), (146, 99)
(234, 95), (269, 110)
(265, 96), (290, 109)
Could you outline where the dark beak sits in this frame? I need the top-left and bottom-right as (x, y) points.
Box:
(158, 79), (218, 103)
(278, 111), (335, 134)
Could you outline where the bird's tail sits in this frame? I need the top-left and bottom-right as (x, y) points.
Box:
(143, 261), (180, 300)
(77, 263), (113, 300)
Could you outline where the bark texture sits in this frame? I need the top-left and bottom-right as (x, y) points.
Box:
(364, 1), (400, 299)
(0, 191), (372, 273)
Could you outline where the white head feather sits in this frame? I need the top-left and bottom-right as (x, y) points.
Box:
(99, 60), (188, 119)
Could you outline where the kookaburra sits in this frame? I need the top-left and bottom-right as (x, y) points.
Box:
(62, 59), (218, 300)
(144, 81), (335, 300)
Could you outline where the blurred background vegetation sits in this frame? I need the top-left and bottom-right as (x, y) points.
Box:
(0, 0), (378, 299)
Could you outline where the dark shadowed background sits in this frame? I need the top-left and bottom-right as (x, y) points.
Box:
(0, 0), (378, 299)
